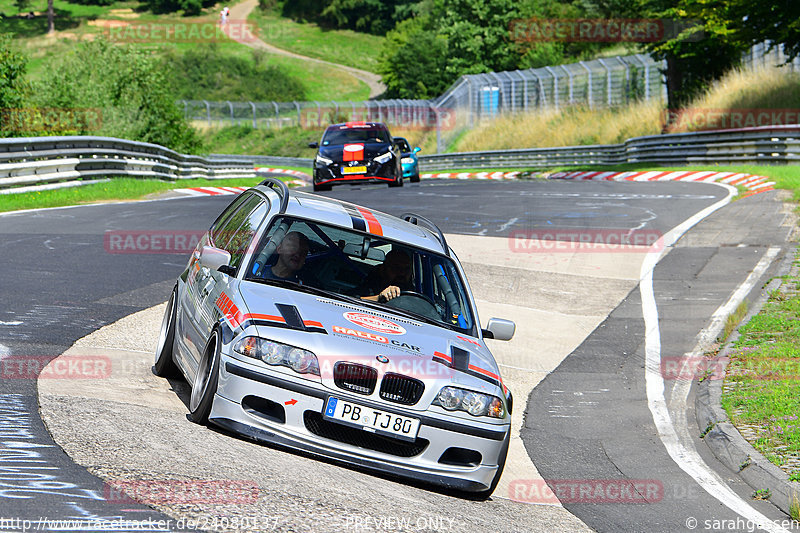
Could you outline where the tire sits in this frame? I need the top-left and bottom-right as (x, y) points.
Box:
(153, 287), (179, 377)
(313, 182), (331, 192)
(189, 329), (221, 425)
(388, 176), (403, 188)
(410, 174), (420, 183)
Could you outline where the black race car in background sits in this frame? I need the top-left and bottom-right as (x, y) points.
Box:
(309, 122), (402, 192)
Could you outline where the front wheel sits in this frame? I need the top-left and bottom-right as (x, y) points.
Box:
(189, 329), (221, 424)
(388, 176), (403, 188)
(410, 174), (420, 183)
(153, 287), (179, 377)
(313, 182), (332, 192)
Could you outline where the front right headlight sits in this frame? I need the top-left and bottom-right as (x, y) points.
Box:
(433, 386), (505, 418)
(234, 336), (320, 376)
(373, 151), (393, 164)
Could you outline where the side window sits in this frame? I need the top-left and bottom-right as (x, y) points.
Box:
(210, 193), (252, 246)
(217, 195), (269, 271)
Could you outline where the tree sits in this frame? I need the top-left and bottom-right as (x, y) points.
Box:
(379, 17), (449, 98)
(33, 39), (201, 152)
(47, 0), (54, 34)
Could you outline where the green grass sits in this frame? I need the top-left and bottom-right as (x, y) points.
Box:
(7, 0), (369, 101)
(0, 176), (291, 213)
(720, 257), (800, 478)
(247, 7), (383, 74)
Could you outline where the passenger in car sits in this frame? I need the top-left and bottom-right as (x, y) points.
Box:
(262, 231), (309, 283)
(360, 249), (413, 302)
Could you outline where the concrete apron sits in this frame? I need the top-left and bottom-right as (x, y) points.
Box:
(38, 233), (648, 516)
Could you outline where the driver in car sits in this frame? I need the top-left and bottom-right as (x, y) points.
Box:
(262, 231), (309, 283)
(360, 249), (412, 302)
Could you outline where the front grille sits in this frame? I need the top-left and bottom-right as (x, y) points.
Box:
(334, 362), (377, 395)
(303, 411), (428, 457)
(379, 373), (424, 405)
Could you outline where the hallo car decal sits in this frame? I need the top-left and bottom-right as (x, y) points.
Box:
(343, 144), (364, 161)
(343, 311), (406, 335)
(332, 325), (388, 343)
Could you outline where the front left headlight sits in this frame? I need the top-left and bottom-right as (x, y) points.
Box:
(234, 336), (320, 376)
(401, 157), (414, 165)
(373, 151), (393, 164)
(315, 154), (334, 166)
(433, 386), (505, 418)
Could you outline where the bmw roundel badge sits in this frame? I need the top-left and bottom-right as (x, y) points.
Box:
(376, 355), (389, 364)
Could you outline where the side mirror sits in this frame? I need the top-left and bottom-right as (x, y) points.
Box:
(413, 147), (421, 154)
(308, 142), (319, 149)
(483, 318), (515, 341)
(200, 246), (232, 273)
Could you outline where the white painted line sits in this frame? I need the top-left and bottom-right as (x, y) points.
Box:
(641, 184), (790, 533)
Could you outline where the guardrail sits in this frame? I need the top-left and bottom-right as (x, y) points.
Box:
(210, 126), (800, 173)
(0, 136), (256, 194)
(5, 126), (800, 194)
(418, 125), (800, 171)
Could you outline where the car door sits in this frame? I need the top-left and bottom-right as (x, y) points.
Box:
(181, 193), (267, 374)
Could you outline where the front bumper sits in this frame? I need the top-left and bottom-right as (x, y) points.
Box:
(314, 159), (397, 186)
(210, 355), (509, 492)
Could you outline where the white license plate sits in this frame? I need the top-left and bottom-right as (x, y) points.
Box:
(342, 166), (367, 175)
(323, 397), (420, 441)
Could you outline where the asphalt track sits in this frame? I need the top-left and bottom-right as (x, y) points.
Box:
(0, 178), (795, 532)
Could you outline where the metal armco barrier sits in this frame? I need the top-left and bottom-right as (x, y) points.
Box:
(417, 125), (800, 171)
(0, 136), (256, 194)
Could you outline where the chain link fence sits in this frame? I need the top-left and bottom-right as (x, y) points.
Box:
(183, 43), (799, 153)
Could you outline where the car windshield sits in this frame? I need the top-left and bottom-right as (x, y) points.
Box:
(396, 138), (411, 152)
(245, 216), (477, 336)
(322, 126), (391, 145)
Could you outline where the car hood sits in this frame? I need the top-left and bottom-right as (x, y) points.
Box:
(236, 281), (503, 393)
(318, 142), (393, 161)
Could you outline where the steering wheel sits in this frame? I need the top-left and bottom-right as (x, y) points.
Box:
(382, 291), (441, 321)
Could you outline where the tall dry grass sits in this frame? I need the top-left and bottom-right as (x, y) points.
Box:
(453, 65), (800, 152)
(665, 66), (800, 133)
(455, 99), (664, 152)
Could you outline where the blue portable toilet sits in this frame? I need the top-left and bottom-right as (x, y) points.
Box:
(481, 86), (500, 117)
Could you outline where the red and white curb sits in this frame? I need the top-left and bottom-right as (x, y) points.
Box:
(548, 170), (775, 197)
(255, 167), (312, 185)
(421, 171), (521, 180)
(173, 168), (312, 196)
(173, 186), (250, 197)
(175, 169), (775, 198)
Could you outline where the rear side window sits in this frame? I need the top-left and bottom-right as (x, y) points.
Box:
(210, 193), (252, 245)
(214, 194), (269, 271)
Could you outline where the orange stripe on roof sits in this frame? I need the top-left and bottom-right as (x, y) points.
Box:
(356, 207), (383, 236)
